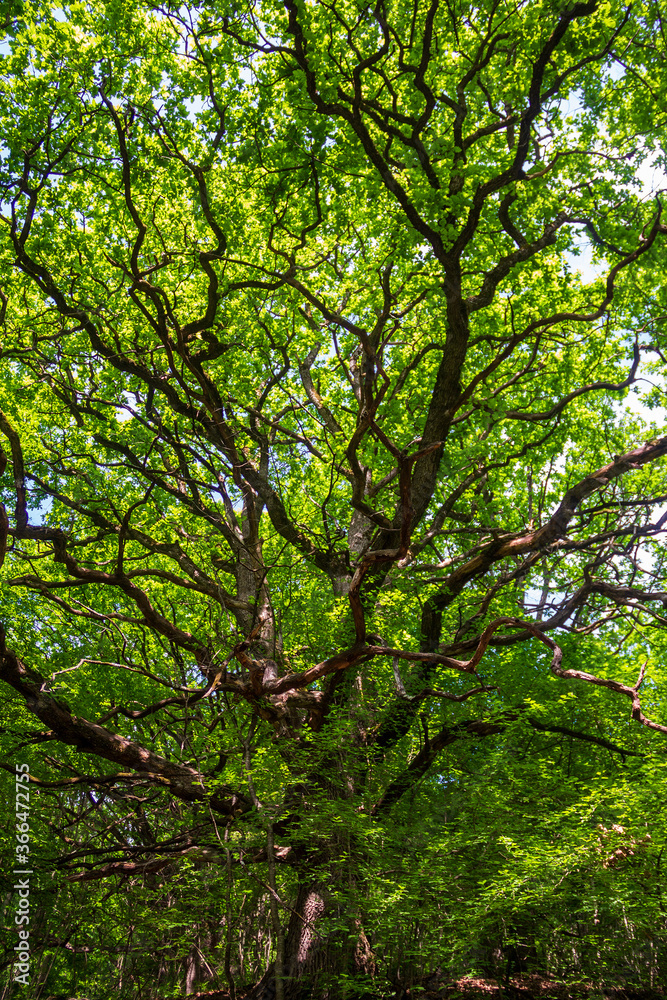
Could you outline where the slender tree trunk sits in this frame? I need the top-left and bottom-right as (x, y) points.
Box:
(224, 823), (237, 1000)
(267, 823), (285, 1000)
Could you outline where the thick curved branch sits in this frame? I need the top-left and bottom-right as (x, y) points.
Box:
(499, 620), (667, 736)
(371, 703), (643, 818)
(423, 436), (667, 635)
(0, 409), (28, 530)
(0, 637), (251, 816)
(371, 718), (504, 817)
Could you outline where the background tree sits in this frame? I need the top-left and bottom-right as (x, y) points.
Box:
(1, 0), (667, 996)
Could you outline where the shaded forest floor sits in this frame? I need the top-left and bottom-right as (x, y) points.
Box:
(418, 976), (666, 999)
(187, 977), (666, 1000)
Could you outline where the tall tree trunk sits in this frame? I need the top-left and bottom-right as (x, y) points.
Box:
(251, 867), (375, 999)
(258, 871), (375, 1000)
(283, 881), (328, 988)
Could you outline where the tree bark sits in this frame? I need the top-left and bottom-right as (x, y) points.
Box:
(284, 882), (328, 986)
(251, 868), (375, 1000)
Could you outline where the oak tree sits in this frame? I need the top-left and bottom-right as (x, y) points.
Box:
(1, 0), (667, 994)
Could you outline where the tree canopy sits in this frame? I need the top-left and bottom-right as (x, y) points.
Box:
(1, 0), (667, 997)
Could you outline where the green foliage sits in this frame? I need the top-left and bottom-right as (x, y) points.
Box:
(1, 0), (667, 997)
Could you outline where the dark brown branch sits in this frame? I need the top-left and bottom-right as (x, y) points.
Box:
(0, 638), (251, 816)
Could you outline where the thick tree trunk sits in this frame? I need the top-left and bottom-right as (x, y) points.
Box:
(252, 875), (375, 1000)
(284, 882), (328, 986)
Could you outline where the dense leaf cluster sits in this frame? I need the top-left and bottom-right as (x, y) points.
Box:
(0, 1), (667, 996)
